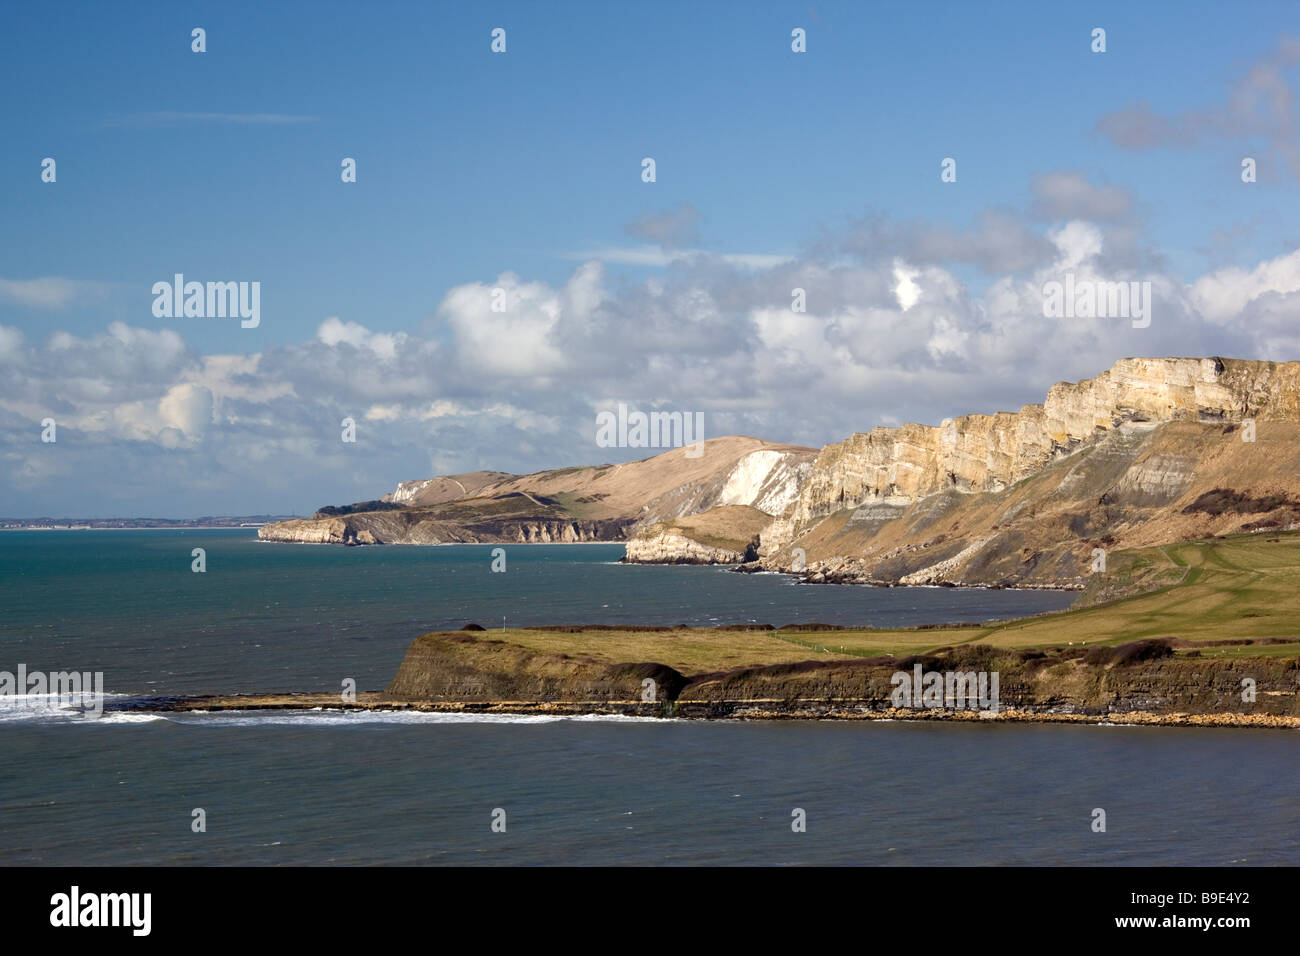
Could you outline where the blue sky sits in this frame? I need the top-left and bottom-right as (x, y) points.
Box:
(3, 1), (1300, 515)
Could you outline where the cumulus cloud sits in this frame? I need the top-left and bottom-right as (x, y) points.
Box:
(437, 271), (567, 377)
(1189, 247), (1300, 324)
(2, 178), (1298, 515)
(111, 383), (213, 447)
(317, 317), (407, 361)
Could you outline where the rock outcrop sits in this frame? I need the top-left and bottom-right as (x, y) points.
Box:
(623, 531), (749, 564)
(622, 505), (767, 564)
(257, 511), (624, 546)
(385, 631), (690, 703)
(379, 630), (1300, 722)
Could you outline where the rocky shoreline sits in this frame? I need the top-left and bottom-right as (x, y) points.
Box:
(106, 620), (1300, 730)
(726, 561), (1086, 590)
(106, 692), (1300, 728)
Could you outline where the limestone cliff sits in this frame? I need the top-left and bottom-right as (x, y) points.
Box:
(626, 357), (1300, 586)
(789, 357), (1300, 528)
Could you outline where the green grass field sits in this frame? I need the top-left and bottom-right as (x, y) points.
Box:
(488, 530), (1300, 672)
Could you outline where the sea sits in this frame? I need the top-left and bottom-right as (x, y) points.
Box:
(1, 530), (1296, 865)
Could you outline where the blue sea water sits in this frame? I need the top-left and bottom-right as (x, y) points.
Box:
(0, 530), (1295, 866)
(0, 530), (1072, 696)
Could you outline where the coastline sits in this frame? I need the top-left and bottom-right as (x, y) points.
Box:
(256, 538), (629, 546)
(109, 692), (1300, 728)
(2, 525), (273, 531)
(69, 532), (1300, 733)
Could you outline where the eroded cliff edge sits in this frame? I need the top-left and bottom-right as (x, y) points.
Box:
(629, 357), (1300, 588)
(367, 628), (1300, 725)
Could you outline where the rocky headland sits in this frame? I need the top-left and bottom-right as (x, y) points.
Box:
(119, 628), (1300, 729)
(258, 436), (814, 547)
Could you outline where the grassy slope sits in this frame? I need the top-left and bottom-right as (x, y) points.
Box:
(490, 530), (1300, 669)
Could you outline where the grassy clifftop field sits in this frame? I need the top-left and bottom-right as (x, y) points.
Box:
(371, 531), (1300, 724)
(396, 532), (1300, 664)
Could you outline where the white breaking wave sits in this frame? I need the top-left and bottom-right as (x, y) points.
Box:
(88, 712), (169, 724)
(0, 693), (676, 727)
(0, 692), (134, 725)
(148, 709), (675, 728)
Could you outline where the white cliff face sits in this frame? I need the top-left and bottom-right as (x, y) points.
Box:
(390, 479), (434, 505)
(716, 450), (811, 516)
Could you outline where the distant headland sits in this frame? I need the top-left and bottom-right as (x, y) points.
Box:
(1, 516), (299, 530)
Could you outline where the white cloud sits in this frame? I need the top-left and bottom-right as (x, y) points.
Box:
(364, 404), (404, 422)
(0, 324), (23, 362)
(438, 272), (567, 376)
(1189, 247), (1300, 324)
(563, 246), (793, 269)
(110, 383), (213, 444)
(1049, 221), (1106, 270)
(317, 317), (407, 360)
(892, 261), (922, 311)
(0, 277), (107, 309)
(3, 190), (1298, 515)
